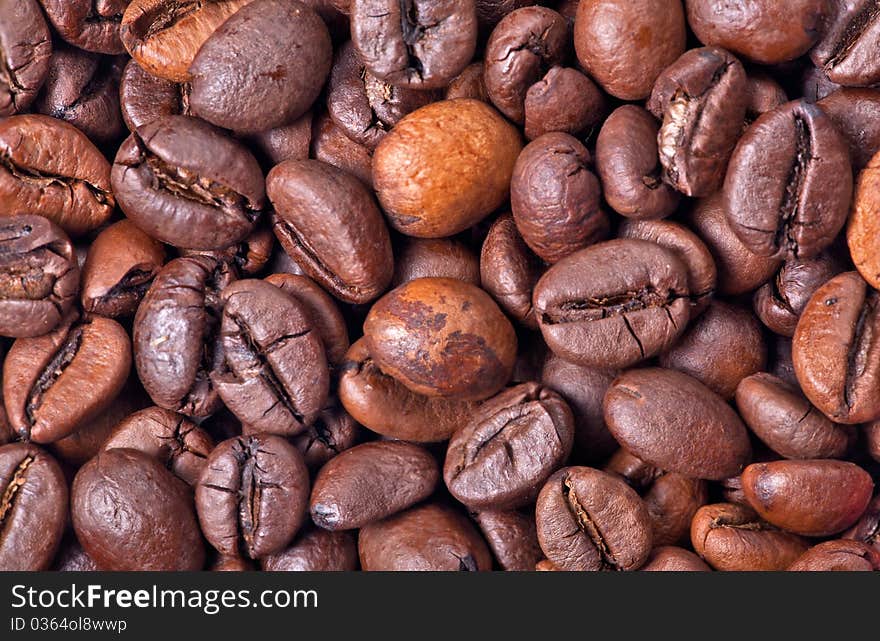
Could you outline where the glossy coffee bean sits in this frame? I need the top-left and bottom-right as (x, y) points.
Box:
(119, 58), (192, 131)
(39, 0), (129, 54)
(742, 460), (873, 537)
(0, 115), (114, 237)
(211, 279), (329, 436)
(735, 373), (853, 460)
(524, 67), (605, 142)
(511, 133), (608, 264)
(574, 0), (686, 100)
(113, 115), (265, 250)
(350, 0), (477, 90)
(843, 494), (880, 554)
(373, 99), (522, 238)
(818, 89), (880, 170)
(788, 540), (880, 571)
(364, 278), (517, 401)
(691, 503), (809, 571)
(0, 0), (52, 117)
(247, 112), (313, 168)
(810, 0), (880, 87)
(801, 64), (843, 103)
(595, 106), (680, 220)
(473, 509), (543, 571)
(647, 47), (748, 197)
(536, 466), (653, 571)
(533, 239), (690, 369)
(723, 100), (852, 260)
(0, 216), (79, 338)
(267, 160), (393, 304)
(4, 311), (131, 444)
(189, 0), (332, 133)
(311, 441), (438, 530)
(197, 435), (309, 560)
(641, 546), (711, 572)
(311, 111), (374, 189)
(73, 448), (204, 570)
(848, 150), (880, 289)
(358, 503), (492, 571)
(604, 368), (752, 480)
(393, 237), (480, 288)
(445, 383), (574, 510)
(793, 271), (880, 424)
(445, 62), (488, 102)
(0, 443), (67, 570)
(290, 405), (360, 471)
(261, 526), (358, 571)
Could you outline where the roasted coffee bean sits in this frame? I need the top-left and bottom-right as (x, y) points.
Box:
(197, 435), (309, 560)
(753, 252), (844, 336)
(535, 466), (653, 571)
(291, 405), (360, 471)
(364, 277), (517, 401)
(618, 219), (717, 318)
(605, 449), (708, 547)
(189, 0), (332, 133)
(358, 503), (492, 571)
(483, 7), (569, 124)
(183, 225), (274, 279)
(691, 503), (809, 571)
(350, 0), (477, 90)
(473, 509), (543, 571)
(741, 459), (874, 537)
(0, 115), (114, 237)
(533, 239), (690, 369)
(574, 0), (686, 100)
(604, 368), (752, 480)
(261, 526), (358, 571)
(73, 448), (204, 570)
(476, 0), (534, 30)
(338, 338), (478, 442)
(134, 256), (234, 418)
(801, 64), (842, 103)
(641, 546), (712, 572)
(723, 100), (853, 260)
(113, 115), (265, 250)
(810, 0), (880, 87)
(393, 238), (480, 288)
(4, 310), (131, 444)
(53, 536), (100, 572)
(311, 441), (438, 529)
(247, 111), (313, 168)
(770, 336), (800, 388)
(81, 220), (165, 318)
(0, 443), (67, 570)
(119, 58), (191, 131)
(267, 160), (394, 305)
(39, 0), (129, 54)
(818, 89), (880, 170)
(511, 132), (608, 264)
(524, 67), (605, 141)
(0, 0), (53, 117)
(445, 383), (573, 510)
(0, 216), (79, 338)
(310, 111), (374, 188)
(647, 47), (748, 197)
(445, 62), (488, 102)
(848, 150), (880, 289)
(102, 406), (214, 485)
(746, 72), (789, 123)
(788, 539), (880, 571)
(595, 106), (680, 220)
(793, 271), (880, 424)
(211, 555), (253, 572)
(843, 494), (880, 553)
(211, 279), (329, 436)
(735, 373), (854, 460)
(686, 0), (827, 65)
(120, 0), (254, 82)
(373, 99), (522, 238)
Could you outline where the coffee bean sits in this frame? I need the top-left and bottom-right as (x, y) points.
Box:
(119, 58), (191, 131)
(801, 64), (842, 103)
(473, 509), (543, 571)
(641, 546), (712, 572)
(310, 111), (374, 189)
(0, 0), (52, 117)
(393, 237), (480, 288)
(183, 225), (275, 279)
(261, 526), (358, 571)
(290, 405), (360, 471)
(745, 72), (789, 123)
(867, 421), (880, 462)
(533, 239), (690, 369)
(843, 494), (880, 554)
(39, 0), (129, 54)
(810, 0), (880, 87)
(847, 151), (880, 289)
(524, 67), (605, 141)
(53, 536), (100, 572)
(0, 442), (67, 570)
(247, 111), (313, 168)
(475, 0), (534, 31)
(788, 539), (880, 571)
(818, 89), (880, 170)
(445, 62), (488, 102)
(73, 448), (204, 570)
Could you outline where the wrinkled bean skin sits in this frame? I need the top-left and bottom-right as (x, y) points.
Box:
(848, 150), (880, 290)
(0, 0), (53, 117)
(788, 539), (880, 571)
(196, 435), (309, 560)
(641, 546), (712, 571)
(810, 0), (880, 87)
(0, 443), (67, 570)
(261, 526), (358, 571)
(535, 467), (653, 571)
(72, 448), (205, 570)
(473, 509), (543, 571)
(741, 460), (873, 537)
(604, 368), (752, 480)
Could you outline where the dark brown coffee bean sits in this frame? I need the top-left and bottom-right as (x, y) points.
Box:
(595, 106), (680, 220)
(843, 494), (880, 554)
(350, 0), (477, 90)
(0, 443), (67, 570)
(119, 58), (192, 132)
(4, 310), (131, 444)
(810, 0), (880, 87)
(604, 368), (752, 480)
(534, 239), (690, 369)
(848, 150), (880, 290)
(261, 526), (358, 571)
(445, 62), (488, 102)
(102, 406), (214, 486)
(358, 503), (492, 571)
(53, 536), (100, 572)
(393, 238), (480, 288)
(793, 271), (880, 424)
(473, 509), (543, 571)
(73, 448), (204, 570)
(196, 434), (309, 559)
(818, 88), (880, 170)
(641, 546), (712, 571)
(691, 502), (809, 571)
(0, 115), (114, 237)
(788, 539), (880, 571)
(535, 466), (653, 571)
(476, 0), (534, 30)
(511, 132), (609, 264)
(113, 115), (265, 250)
(742, 459), (874, 537)
(182, 225), (275, 279)
(0, 0), (52, 117)
(39, 0), (129, 54)
(524, 66), (605, 141)
(267, 160), (394, 305)
(801, 63), (842, 103)
(247, 111), (313, 167)
(211, 279), (329, 436)
(310, 111), (374, 188)
(723, 100), (853, 260)
(290, 405), (360, 471)
(746, 72), (789, 123)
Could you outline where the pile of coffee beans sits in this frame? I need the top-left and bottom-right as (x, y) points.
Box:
(1, 0), (879, 572)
